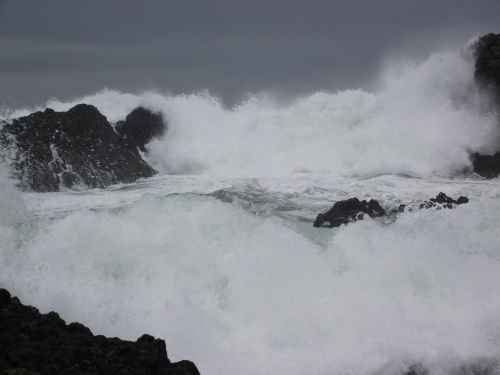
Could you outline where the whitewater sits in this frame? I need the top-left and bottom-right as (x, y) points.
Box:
(1, 45), (500, 374)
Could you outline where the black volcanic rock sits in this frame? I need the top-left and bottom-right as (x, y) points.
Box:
(116, 107), (167, 152)
(418, 192), (469, 210)
(0, 288), (200, 375)
(474, 33), (500, 94)
(314, 193), (469, 228)
(472, 152), (500, 178)
(313, 197), (386, 228)
(0, 104), (156, 192)
(471, 33), (500, 178)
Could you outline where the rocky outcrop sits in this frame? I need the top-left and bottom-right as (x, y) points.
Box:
(396, 192), (469, 212)
(116, 107), (167, 152)
(474, 33), (500, 94)
(313, 198), (386, 228)
(314, 193), (469, 228)
(0, 104), (157, 192)
(0, 288), (200, 375)
(472, 152), (500, 178)
(472, 33), (500, 178)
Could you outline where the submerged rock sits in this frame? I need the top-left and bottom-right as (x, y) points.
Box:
(471, 33), (500, 178)
(0, 104), (157, 192)
(314, 193), (469, 228)
(313, 197), (386, 228)
(417, 192), (469, 210)
(116, 106), (167, 152)
(0, 288), (200, 375)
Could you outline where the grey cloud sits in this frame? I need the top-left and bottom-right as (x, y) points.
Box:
(0, 0), (499, 107)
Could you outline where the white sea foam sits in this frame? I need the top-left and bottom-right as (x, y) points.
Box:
(1, 42), (500, 375)
(1, 181), (500, 375)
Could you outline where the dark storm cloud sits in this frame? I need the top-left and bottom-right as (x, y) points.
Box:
(1, 0), (500, 107)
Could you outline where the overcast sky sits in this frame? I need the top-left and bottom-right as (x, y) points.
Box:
(1, 0), (499, 107)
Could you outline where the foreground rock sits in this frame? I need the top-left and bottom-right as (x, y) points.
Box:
(116, 106), (167, 152)
(0, 288), (200, 375)
(0, 104), (157, 191)
(471, 33), (500, 178)
(314, 193), (469, 228)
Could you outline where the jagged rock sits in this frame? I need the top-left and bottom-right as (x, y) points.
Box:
(0, 104), (157, 192)
(314, 193), (468, 228)
(313, 197), (386, 228)
(116, 107), (166, 152)
(0, 288), (200, 375)
(471, 33), (500, 178)
(474, 33), (500, 94)
(411, 192), (468, 210)
(472, 152), (500, 178)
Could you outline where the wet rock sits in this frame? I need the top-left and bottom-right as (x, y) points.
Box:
(472, 152), (500, 178)
(116, 107), (166, 152)
(0, 104), (157, 192)
(471, 33), (500, 178)
(314, 193), (469, 228)
(0, 288), (200, 375)
(474, 33), (500, 94)
(415, 192), (469, 210)
(313, 197), (386, 228)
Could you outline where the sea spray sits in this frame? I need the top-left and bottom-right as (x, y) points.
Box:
(3, 49), (498, 179)
(0, 182), (499, 375)
(1, 42), (500, 375)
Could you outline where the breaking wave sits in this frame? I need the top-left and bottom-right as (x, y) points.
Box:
(3, 48), (499, 179)
(2, 41), (500, 375)
(1, 181), (500, 375)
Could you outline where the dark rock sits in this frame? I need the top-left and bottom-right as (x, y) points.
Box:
(0, 288), (200, 375)
(314, 193), (469, 228)
(397, 192), (469, 213)
(472, 152), (500, 178)
(474, 33), (500, 95)
(418, 192), (469, 210)
(313, 197), (386, 228)
(0, 288), (11, 307)
(116, 107), (166, 152)
(471, 33), (500, 178)
(0, 104), (157, 192)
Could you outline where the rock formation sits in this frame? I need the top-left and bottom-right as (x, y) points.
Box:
(116, 106), (167, 152)
(472, 33), (500, 178)
(314, 193), (469, 228)
(0, 105), (158, 192)
(0, 288), (200, 375)
(313, 197), (386, 228)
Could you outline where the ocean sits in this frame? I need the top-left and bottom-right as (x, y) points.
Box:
(1, 45), (500, 375)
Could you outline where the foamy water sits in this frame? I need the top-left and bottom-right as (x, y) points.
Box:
(2, 49), (498, 179)
(1, 43), (500, 375)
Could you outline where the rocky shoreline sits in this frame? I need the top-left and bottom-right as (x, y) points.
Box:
(0, 34), (499, 192)
(0, 288), (200, 375)
(313, 192), (469, 228)
(0, 105), (165, 192)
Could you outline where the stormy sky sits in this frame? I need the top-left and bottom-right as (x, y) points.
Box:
(1, 0), (499, 107)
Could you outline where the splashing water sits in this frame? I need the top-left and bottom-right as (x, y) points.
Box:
(2, 50), (498, 179)
(1, 45), (500, 375)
